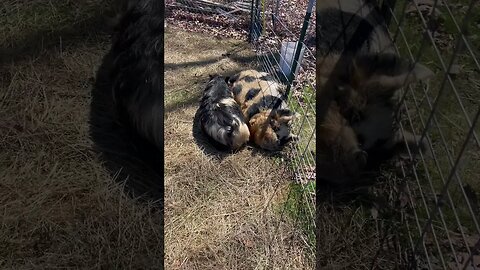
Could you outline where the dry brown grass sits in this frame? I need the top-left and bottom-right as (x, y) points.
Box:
(164, 27), (313, 269)
(0, 2), (162, 268)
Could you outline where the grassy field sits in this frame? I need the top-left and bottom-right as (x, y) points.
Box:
(0, 0), (164, 268)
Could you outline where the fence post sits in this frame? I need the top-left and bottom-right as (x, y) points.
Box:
(381, 0), (396, 26)
(250, 0), (262, 41)
(262, 0), (266, 35)
(284, 0), (315, 96)
(272, 0), (280, 31)
(249, 0), (255, 42)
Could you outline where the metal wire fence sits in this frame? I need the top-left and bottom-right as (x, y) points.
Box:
(373, 0), (480, 268)
(248, 0), (317, 255)
(315, 0), (479, 268)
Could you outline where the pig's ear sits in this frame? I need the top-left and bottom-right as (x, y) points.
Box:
(275, 109), (296, 123)
(228, 72), (241, 84)
(276, 108), (294, 117)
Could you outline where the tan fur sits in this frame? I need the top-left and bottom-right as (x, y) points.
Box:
(230, 69), (296, 151)
(319, 105), (356, 147)
(231, 70), (284, 118)
(240, 103), (250, 120)
(248, 109), (296, 152)
(317, 103), (367, 182)
(231, 120), (250, 150)
(335, 57), (432, 152)
(316, 52), (434, 184)
(249, 111), (279, 151)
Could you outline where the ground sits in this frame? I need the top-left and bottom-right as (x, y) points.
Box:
(0, 1), (162, 268)
(164, 27), (313, 269)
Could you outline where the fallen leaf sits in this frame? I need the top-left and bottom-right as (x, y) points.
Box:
(414, 0), (435, 6)
(371, 207), (379, 220)
(405, 0), (443, 17)
(466, 234), (480, 249)
(399, 192), (410, 208)
(448, 64), (462, 75)
(449, 253), (480, 269)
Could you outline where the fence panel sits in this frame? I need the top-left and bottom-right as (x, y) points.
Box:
(375, 0), (480, 268)
(249, 0), (317, 254)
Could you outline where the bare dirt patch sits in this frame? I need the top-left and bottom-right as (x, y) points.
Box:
(164, 27), (313, 269)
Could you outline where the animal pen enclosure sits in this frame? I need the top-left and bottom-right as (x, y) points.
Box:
(165, 0), (317, 260)
(354, 0), (480, 268)
(166, 0), (479, 268)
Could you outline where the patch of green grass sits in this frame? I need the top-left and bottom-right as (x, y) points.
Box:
(164, 85), (203, 111)
(276, 83), (316, 259)
(280, 181), (316, 251)
(288, 84), (316, 168)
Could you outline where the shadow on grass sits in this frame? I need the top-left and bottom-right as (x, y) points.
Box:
(249, 146), (287, 158)
(0, 9), (113, 64)
(164, 90), (200, 114)
(164, 50), (258, 113)
(89, 51), (163, 204)
(316, 180), (379, 207)
(164, 64), (261, 113)
(316, 159), (406, 209)
(191, 107), (236, 161)
(164, 45), (260, 70)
